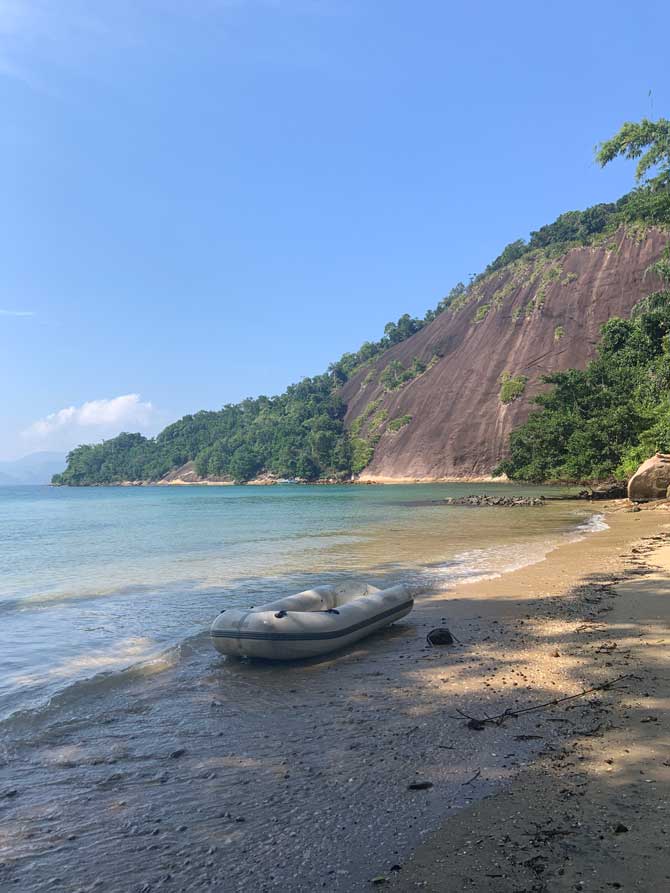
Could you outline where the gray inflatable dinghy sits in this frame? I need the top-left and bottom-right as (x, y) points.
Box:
(210, 581), (413, 660)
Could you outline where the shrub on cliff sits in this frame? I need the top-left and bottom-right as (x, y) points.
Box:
(499, 373), (528, 405)
(388, 414), (412, 432)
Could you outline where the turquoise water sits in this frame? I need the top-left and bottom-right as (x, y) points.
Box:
(0, 483), (599, 720)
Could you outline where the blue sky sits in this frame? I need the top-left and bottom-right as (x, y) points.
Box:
(0, 0), (668, 460)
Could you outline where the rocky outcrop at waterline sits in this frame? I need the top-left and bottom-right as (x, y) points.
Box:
(442, 494), (546, 507)
(578, 481), (628, 500)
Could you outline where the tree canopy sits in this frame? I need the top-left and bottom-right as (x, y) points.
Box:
(54, 376), (352, 485)
(596, 117), (670, 190)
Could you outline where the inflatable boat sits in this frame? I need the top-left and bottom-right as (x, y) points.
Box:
(210, 581), (413, 660)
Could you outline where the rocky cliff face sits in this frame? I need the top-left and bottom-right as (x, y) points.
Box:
(342, 227), (670, 480)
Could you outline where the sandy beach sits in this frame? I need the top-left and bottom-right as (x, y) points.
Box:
(392, 509), (670, 892)
(1, 504), (669, 892)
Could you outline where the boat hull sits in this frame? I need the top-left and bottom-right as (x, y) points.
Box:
(210, 582), (413, 660)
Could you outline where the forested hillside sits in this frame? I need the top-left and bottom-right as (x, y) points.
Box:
(54, 118), (670, 486)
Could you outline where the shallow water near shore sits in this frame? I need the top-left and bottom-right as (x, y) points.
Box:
(0, 482), (596, 723)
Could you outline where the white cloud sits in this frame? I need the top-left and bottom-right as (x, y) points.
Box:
(0, 308), (34, 316)
(24, 394), (156, 440)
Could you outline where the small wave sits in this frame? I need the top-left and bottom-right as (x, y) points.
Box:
(0, 577), (216, 616)
(419, 541), (555, 592)
(419, 510), (607, 592)
(572, 512), (609, 535)
(0, 635), (207, 739)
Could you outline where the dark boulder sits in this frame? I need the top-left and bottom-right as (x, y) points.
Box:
(628, 453), (670, 502)
(578, 481), (627, 500)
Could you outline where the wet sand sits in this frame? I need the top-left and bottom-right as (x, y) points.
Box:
(1, 506), (668, 892)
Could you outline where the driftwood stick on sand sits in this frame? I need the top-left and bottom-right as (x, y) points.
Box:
(455, 674), (633, 730)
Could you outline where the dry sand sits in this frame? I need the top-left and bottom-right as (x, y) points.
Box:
(1, 506), (669, 892)
(391, 508), (670, 892)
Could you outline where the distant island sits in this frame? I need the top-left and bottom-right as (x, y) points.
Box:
(0, 452), (66, 486)
(54, 118), (670, 488)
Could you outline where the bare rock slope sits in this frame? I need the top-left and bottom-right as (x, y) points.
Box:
(342, 227), (670, 480)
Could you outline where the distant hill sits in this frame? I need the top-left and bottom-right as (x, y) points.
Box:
(0, 452), (66, 485)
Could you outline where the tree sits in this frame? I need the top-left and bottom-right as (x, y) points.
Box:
(485, 240), (528, 275)
(229, 448), (261, 483)
(383, 313), (424, 345)
(597, 118), (670, 189)
(295, 453), (318, 480)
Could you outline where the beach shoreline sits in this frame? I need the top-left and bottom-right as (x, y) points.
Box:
(52, 473), (541, 486)
(392, 506), (670, 892)
(1, 503), (669, 891)
(52, 477), (510, 486)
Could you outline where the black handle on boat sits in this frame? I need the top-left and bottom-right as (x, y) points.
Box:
(325, 608), (340, 614)
(274, 610), (287, 618)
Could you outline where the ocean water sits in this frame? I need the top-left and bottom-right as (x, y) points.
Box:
(0, 482), (602, 721)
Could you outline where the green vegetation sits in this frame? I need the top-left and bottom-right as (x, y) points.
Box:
(379, 357), (427, 391)
(473, 303), (491, 323)
(487, 118), (670, 281)
(499, 373), (528, 405)
(53, 376), (352, 484)
(358, 399), (381, 425)
(369, 409), (389, 431)
(388, 414), (412, 432)
(496, 250), (670, 481)
(554, 325), (566, 342)
(350, 438), (375, 475)
(596, 118), (670, 190)
(483, 190), (669, 280)
(378, 361), (403, 390)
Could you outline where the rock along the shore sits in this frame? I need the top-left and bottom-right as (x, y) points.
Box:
(627, 453), (670, 502)
(443, 494), (545, 507)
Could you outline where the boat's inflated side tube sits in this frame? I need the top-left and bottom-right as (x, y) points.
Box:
(210, 582), (413, 660)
